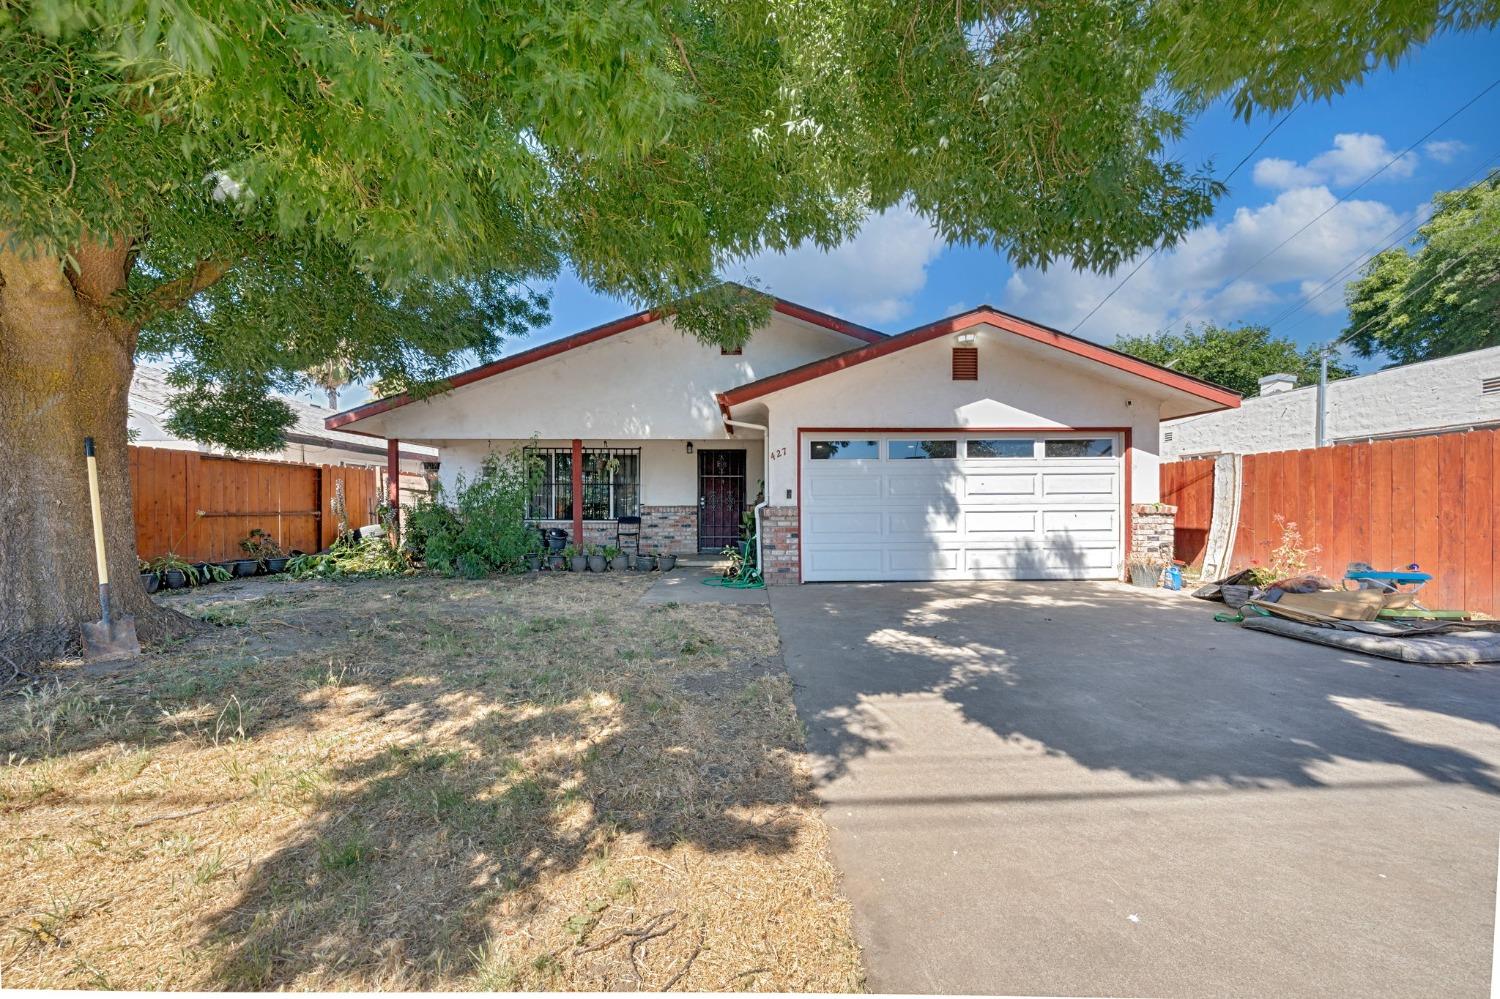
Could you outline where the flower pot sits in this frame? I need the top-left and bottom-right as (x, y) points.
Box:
(588, 555), (606, 573)
(609, 555), (630, 572)
(192, 561), (215, 584)
(569, 556), (587, 572)
(635, 554), (657, 571)
(525, 554), (541, 572)
(164, 569), (189, 590)
(1128, 564), (1162, 588)
(656, 554), (677, 572)
(547, 554), (565, 571)
(141, 571), (161, 594)
(265, 557), (289, 574)
(233, 558), (259, 577)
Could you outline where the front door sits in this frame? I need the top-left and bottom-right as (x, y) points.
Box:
(697, 449), (746, 552)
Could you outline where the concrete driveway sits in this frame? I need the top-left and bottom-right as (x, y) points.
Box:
(771, 581), (1500, 998)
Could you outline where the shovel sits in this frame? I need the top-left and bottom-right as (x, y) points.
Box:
(80, 437), (140, 662)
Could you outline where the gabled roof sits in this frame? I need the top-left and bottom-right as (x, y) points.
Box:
(717, 305), (1242, 415)
(325, 296), (884, 431)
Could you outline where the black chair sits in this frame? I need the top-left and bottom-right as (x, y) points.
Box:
(616, 516), (641, 557)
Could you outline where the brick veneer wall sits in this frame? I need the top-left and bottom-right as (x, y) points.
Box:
(1130, 502), (1177, 572)
(761, 505), (799, 585)
(532, 505), (700, 553)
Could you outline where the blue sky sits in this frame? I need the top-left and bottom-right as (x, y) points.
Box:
(318, 26), (1500, 410)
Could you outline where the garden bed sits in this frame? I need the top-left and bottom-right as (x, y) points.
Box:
(0, 573), (862, 990)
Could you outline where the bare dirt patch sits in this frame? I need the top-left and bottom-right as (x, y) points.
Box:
(0, 573), (862, 991)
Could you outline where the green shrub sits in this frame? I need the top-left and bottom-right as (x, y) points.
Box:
(407, 445), (542, 578)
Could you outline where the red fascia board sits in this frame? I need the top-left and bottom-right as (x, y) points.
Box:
(324, 297), (884, 432)
(720, 307), (1242, 411)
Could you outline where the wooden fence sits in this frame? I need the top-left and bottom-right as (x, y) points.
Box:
(130, 446), (379, 563)
(1159, 428), (1500, 615)
(1160, 458), (1216, 566)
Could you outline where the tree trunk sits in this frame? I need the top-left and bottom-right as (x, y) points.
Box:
(0, 246), (192, 669)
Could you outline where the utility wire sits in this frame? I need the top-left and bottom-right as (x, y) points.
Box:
(1158, 74), (1500, 338)
(1068, 102), (1301, 336)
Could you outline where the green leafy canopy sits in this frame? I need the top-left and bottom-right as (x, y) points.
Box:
(3, 0), (1493, 446)
(1114, 323), (1355, 398)
(1343, 173), (1500, 365)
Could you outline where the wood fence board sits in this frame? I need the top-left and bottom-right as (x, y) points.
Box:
(1435, 433), (1466, 608)
(1464, 431), (1493, 615)
(1368, 441), (1393, 571)
(1390, 438), (1416, 570)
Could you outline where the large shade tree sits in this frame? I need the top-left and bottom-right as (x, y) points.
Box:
(2, 0), (1495, 663)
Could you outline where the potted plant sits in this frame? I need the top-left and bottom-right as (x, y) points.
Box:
(587, 544), (606, 573)
(240, 528), (287, 573)
(635, 551), (657, 571)
(149, 552), (196, 590)
(524, 551), (542, 572)
(138, 558), (161, 594)
(190, 560), (216, 584)
(604, 545), (626, 571)
(546, 547), (565, 571)
(564, 544), (587, 573)
(656, 551), (677, 572)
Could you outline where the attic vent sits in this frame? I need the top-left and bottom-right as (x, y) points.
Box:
(952, 346), (978, 381)
(1483, 376), (1500, 396)
(1163, 431), (1175, 442)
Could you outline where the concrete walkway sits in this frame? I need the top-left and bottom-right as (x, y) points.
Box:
(771, 581), (1500, 998)
(639, 567), (768, 605)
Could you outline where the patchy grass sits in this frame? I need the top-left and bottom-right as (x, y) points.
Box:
(0, 574), (862, 991)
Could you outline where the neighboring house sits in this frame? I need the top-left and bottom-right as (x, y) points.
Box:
(326, 295), (1239, 583)
(130, 363), (438, 504)
(1162, 345), (1500, 459)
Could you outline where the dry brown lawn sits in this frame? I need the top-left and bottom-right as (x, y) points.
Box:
(0, 573), (863, 991)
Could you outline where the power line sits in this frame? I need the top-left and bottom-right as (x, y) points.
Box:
(1158, 74), (1500, 338)
(1067, 103), (1301, 336)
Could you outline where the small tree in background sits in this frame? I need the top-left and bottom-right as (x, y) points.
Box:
(1114, 323), (1355, 397)
(1343, 174), (1500, 365)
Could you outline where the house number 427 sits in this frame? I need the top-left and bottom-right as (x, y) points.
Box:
(770, 447), (788, 460)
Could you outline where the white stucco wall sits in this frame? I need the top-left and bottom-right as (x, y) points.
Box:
(355, 312), (861, 443)
(432, 437), (765, 507)
(742, 323), (1172, 504)
(1162, 345), (1500, 458)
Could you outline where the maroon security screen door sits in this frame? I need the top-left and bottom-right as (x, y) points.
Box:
(697, 449), (746, 552)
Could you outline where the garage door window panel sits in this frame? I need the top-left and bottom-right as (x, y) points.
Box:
(1045, 438), (1114, 458)
(810, 439), (879, 460)
(889, 439), (958, 460)
(967, 439), (1036, 459)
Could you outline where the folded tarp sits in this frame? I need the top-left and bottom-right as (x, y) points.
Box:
(1242, 616), (1500, 664)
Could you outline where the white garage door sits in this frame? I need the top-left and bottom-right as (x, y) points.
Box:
(800, 432), (1123, 582)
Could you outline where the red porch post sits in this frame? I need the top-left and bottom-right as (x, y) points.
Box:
(386, 438), (401, 544)
(571, 438), (584, 547)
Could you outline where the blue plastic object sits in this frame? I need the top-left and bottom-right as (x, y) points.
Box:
(1165, 564), (1183, 591)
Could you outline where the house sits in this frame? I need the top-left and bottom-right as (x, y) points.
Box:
(1162, 345), (1500, 459)
(326, 295), (1239, 583)
(130, 363), (439, 504)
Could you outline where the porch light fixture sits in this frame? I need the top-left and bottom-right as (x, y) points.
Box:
(954, 331), (978, 347)
(685, 442), (694, 455)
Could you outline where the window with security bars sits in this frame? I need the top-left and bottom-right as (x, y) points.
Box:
(527, 447), (640, 520)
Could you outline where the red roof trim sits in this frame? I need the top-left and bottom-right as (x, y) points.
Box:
(718, 306), (1242, 412)
(325, 297), (883, 431)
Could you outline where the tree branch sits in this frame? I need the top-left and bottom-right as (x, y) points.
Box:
(134, 257), (236, 328)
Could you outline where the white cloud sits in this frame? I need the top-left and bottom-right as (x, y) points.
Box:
(1252, 158), (1321, 190)
(1253, 133), (1418, 190)
(1002, 184), (1405, 340)
(1423, 139), (1469, 164)
(731, 205), (943, 325)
